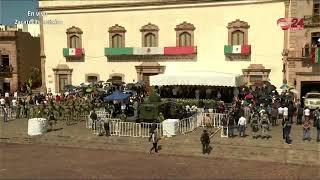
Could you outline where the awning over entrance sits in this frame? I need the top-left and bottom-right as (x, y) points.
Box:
(150, 71), (245, 87)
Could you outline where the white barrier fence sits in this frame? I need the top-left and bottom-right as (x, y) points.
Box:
(200, 113), (227, 128)
(179, 114), (197, 134)
(87, 112), (228, 138)
(88, 118), (163, 138)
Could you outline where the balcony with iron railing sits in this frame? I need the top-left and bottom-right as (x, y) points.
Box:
(0, 65), (14, 76)
(304, 15), (320, 27)
(301, 47), (320, 65)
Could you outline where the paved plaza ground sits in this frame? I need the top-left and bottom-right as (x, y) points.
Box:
(1, 143), (319, 179)
(0, 117), (319, 167)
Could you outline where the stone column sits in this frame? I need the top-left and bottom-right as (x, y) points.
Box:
(296, 78), (301, 100)
(39, 15), (47, 92)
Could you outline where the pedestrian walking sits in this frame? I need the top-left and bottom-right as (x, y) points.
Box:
(238, 116), (246, 137)
(288, 102), (295, 123)
(304, 107), (310, 122)
(302, 117), (311, 141)
(283, 118), (292, 144)
(296, 104), (303, 125)
(278, 105), (283, 121)
(315, 111), (320, 142)
(228, 113), (235, 137)
(200, 130), (210, 154)
(48, 111), (56, 131)
(283, 105), (288, 121)
(2, 106), (8, 122)
(149, 129), (159, 154)
(103, 118), (110, 136)
(90, 109), (98, 130)
(271, 105), (278, 126)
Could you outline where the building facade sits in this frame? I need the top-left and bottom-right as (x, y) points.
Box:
(0, 24), (40, 37)
(283, 0), (320, 99)
(39, 0), (285, 94)
(0, 30), (41, 92)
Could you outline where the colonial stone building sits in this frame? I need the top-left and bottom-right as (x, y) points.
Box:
(0, 30), (40, 92)
(39, 0), (285, 94)
(283, 0), (320, 99)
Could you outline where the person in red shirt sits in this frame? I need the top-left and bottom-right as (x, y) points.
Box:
(55, 94), (61, 103)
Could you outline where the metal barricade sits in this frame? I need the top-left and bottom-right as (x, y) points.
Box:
(118, 122), (141, 137)
(179, 115), (197, 134)
(200, 113), (227, 128)
(140, 122), (162, 138)
(109, 119), (121, 136)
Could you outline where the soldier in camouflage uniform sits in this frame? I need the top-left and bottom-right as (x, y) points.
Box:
(260, 112), (271, 139)
(251, 113), (260, 139)
(64, 105), (72, 126)
(29, 105), (35, 119)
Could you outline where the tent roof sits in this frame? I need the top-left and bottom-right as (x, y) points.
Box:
(150, 71), (245, 87)
(104, 90), (130, 101)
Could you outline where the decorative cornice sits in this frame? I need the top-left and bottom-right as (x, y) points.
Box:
(140, 23), (159, 32)
(66, 26), (83, 34)
(175, 21), (196, 31)
(39, 0), (285, 11)
(227, 19), (250, 29)
(108, 24), (126, 33)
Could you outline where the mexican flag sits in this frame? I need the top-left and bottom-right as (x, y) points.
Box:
(63, 48), (85, 56)
(311, 48), (320, 64)
(133, 47), (164, 55)
(224, 45), (251, 55)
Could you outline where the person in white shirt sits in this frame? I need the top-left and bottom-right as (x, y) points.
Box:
(12, 98), (17, 107)
(283, 106), (289, 120)
(5, 92), (9, 98)
(278, 106), (284, 120)
(0, 97), (5, 106)
(238, 116), (246, 137)
(304, 108), (310, 121)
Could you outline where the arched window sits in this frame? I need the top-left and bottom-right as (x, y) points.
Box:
(227, 19), (249, 45)
(70, 35), (79, 48)
(140, 23), (159, 47)
(175, 22), (195, 47)
(179, 32), (191, 46)
(108, 24), (126, 48)
(112, 34), (123, 48)
(66, 26), (83, 48)
(231, 30), (244, 45)
(144, 33), (156, 47)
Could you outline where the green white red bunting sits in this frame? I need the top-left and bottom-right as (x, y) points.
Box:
(63, 48), (85, 56)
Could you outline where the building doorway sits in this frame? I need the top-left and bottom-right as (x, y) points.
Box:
(143, 73), (158, 91)
(301, 81), (320, 98)
(135, 62), (165, 93)
(53, 64), (73, 93)
(59, 74), (68, 92)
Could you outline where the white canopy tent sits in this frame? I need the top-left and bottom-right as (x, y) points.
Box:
(150, 71), (245, 87)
